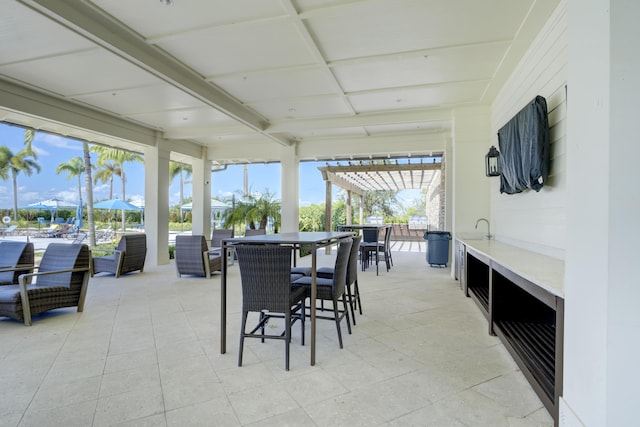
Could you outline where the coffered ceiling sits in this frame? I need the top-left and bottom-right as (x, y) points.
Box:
(0, 0), (559, 164)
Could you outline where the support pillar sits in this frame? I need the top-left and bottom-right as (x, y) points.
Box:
(191, 148), (211, 241)
(280, 144), (299, 233)
(144, 141), (170, 266)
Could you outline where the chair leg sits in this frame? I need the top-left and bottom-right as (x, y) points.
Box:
(299, 301), (305, 346)
(238, 311), (248, 367)
(332, 300), (344, 349)
(285, 312), (291, 371)
(346, 283), (356, 325)
(342, 295), (352, 335)
(354, 279), (363, 315)
(259, 311), (266, 343)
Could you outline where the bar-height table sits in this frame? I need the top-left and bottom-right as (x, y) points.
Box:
(220, 231), (354, 366)
(339, 224), (391, 275)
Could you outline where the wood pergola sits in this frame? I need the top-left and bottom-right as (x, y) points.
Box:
(318, 156), (445, 232)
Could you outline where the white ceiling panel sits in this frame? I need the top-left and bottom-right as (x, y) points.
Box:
(212, 66), (337, 102)
(248, 95), (353, 120)
(156, 18), (316, 76)
(332, 43), (509, 92)
(73, 83), (207, 116)
(305, 0), (534, 61)
(364, 122), (446, 135)
(0, 1), (94, 64)
(285, 127), (368, 139)
(125, 106), (233, 131)
(90, 0), (287, 39)
(348, 81), (488, 113)
(0, 49), (160, 97)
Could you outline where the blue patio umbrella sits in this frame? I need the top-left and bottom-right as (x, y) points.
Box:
(94, 199), (143, 231)
(76, 200), (83, 228)
(94, 198), (142, 211)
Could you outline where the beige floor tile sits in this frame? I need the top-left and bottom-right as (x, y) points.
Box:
(93, 384), (164, 427)
(0, 248), (553, 427)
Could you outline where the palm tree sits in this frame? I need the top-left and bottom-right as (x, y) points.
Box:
(83, 142), (96, 246)
(22, 128), (36, 158)
(0, 146), (41, 220)
(221, 189), (281, 232)
(91, 146), (143, 230)
(56, 156), (86, 203)
(169, 162), (192, 209)
(92, 160), (120, 200)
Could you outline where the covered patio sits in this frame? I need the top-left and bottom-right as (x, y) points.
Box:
(0, 248), (551, 426)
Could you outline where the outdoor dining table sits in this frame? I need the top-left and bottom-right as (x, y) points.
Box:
(220, 231), (354, 366)
(338, 224), (392, 275)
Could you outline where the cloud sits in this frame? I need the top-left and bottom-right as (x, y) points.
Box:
(54, 190), (78, 202)
(36, 133), (83, 151)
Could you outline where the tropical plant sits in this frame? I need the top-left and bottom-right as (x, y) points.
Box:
(221, 189), (281, 232)
(170, 161), (192, 212)
(362, 190), (401, 218)
(299, 203), (325, 232)
(0, 137), (41, 220)
(83, 142), (96, 246)
(92, 160), (120, 200)
(56, 156), (87, 203)
(91, 146), (143, 230)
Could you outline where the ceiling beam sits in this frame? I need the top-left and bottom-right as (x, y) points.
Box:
(18, 0), (292, 147)
(0, 77), (157, 147)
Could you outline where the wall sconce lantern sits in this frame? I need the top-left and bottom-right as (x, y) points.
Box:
(485, 146), (501, 177)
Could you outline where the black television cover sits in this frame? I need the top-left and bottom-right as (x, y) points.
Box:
(497, 95), (550, 194)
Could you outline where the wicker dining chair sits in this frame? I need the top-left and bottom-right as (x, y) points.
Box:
(0, 243), (91, 326)
(292, 237), (353, 348)
(236, 245), (306, 371)
(316, 234), (363, 324)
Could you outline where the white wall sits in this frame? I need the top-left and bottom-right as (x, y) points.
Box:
(562, 0), (640, 425)
(490, 1), (568, 259)
(451, 106), (492, 236)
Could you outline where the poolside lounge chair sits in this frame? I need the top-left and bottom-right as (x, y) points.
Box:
(92, 234), (147, 278)
(175, 235), (222, 278)
(0, 225), (18, 236)
(0, 243), (91, 326)
(0, 241), (34, 285)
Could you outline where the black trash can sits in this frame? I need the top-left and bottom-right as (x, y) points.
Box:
(424, 231), (452, 267)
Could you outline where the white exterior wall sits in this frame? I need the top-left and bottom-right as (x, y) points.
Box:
(451, 106), (491, 236)
(491, 2), (568, 259)
(562, 0), (640, 425)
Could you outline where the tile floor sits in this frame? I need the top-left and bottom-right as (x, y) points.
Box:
(0, 245), (553, 426)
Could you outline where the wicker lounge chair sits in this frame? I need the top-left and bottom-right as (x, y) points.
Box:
(175, 235), (222, 278)
(0, 241), (35, 285)
(292, 238), (353, 348)
(236, 244), (306, 371)
(92, 234), (147, 278)
(0, 243), (91, 326)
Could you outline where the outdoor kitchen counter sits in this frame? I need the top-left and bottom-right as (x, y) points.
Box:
(458, 238), (564, 297)
(457, 237), (565, 423)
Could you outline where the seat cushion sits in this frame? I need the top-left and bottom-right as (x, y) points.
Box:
(291, 276), (335, 300)
(290, 267), (311, 276)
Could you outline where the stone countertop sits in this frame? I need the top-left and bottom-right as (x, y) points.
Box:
(457, 238), (565, 298)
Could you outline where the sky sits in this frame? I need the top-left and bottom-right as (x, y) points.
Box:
(0, 122), (415, 211)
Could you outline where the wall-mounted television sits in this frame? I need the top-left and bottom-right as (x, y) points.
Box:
(497, 95), (550, 194)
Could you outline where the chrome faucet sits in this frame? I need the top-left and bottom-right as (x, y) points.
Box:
(475, 218), (492, 240)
